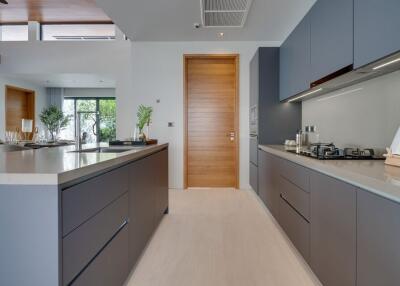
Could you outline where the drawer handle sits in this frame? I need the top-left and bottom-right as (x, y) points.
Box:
(280, 194), (310, 223)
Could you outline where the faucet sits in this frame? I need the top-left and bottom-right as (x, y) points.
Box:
(75, 111), (98, 151)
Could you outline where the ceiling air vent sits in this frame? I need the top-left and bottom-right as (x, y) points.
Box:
(201, 0), (253, 27)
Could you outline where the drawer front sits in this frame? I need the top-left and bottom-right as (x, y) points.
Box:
(71, 225), (130, 286)
(249, 137), (258, 165)
(63, 193), (128, 285)
(280, 159), (310, 192)
(279, 176), (310, 221)
(62, 165), (129, 235)
(279, 196), (310, 262)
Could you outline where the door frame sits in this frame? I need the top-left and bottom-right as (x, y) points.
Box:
(183, 54), (240, 189)
(5, 85), (36, 138)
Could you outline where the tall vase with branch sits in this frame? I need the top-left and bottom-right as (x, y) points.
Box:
(39, 105), (71, 142)
(136, 105), (153, 141)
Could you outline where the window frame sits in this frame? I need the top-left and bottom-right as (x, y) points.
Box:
(39, 22), (116, 41)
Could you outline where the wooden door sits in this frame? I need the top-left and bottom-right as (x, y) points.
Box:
(184, 55), (239, 188)
(6, 85), (35, 137)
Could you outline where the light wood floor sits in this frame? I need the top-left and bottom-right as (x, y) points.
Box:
(124, 189), (321, 286)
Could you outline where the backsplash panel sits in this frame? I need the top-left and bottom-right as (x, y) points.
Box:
(302, 70), (400, 150)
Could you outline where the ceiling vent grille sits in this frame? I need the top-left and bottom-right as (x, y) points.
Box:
(201, 0), (253, 27)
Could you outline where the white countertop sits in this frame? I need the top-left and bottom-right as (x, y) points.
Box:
(0, 143), (168, 186)
(259, 145), (400, 203)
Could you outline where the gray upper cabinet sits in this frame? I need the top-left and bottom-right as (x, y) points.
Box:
(280, 14), (311, 101)
(354, 0), (400, 68)
(310, 0), (354, 81)
(310, 172), (357, 286)
(357, 190), (400, 286)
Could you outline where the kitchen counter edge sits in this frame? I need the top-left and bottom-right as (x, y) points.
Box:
(0, 143), (169, 186)
(259, 144), (400, 204)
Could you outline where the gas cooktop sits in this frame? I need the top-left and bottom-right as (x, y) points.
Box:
(287, 143), (385, 160)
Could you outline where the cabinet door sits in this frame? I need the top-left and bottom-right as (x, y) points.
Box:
(153, 149), (169, 225)
(128, 156), (156, 268)
(357, 190), (400, 286)
(279, 195), (310, 262)
(72, 225), (129, 286)
(310, 0), (353, 81)
(354, 0), (400, 68)
(310, 172), (356, 286)
(258, 150), (280, 217)
(280, 14), (311, 101)
(250, 162), (258, 194)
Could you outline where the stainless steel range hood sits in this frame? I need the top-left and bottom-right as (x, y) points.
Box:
(286, 51), (400, 102)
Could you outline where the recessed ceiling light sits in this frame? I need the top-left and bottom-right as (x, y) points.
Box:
(218, 32), (224, 37)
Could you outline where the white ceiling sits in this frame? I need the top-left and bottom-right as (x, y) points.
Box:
(95, 0), (316, 42)
(3, 74), (116, 88)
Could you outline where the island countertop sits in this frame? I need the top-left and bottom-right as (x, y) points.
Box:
(259, 145), (400, 204)
(0, 143), (168, 185)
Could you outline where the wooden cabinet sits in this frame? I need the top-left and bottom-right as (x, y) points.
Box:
(357, 190), (400, 286)
(310, 172), (357, 286)
(354, 0), (400, 68)
(280, 14), (311, 101)
(309, 0), (354, 81)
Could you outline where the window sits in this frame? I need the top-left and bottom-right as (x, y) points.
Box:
(0, 25), (28, 41)
(60, 98), (116, 143)
(41, 24), (116, 41)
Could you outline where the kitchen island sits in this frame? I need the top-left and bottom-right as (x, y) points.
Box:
(258, 145), (400, 286)
(0, 143), (169, 286)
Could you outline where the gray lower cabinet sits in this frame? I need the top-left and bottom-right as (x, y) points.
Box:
(357, 190), (400, 286)
(310, 172), (357, 286)
(249, 162), (258, 194)
(71, 225), (130, 286)
(63, 193), (129, 285)
(65, 148), (168, 286)
(128, 149), (169, 269)
(258, 150), (280, 217)
(278, 193), (310, 262)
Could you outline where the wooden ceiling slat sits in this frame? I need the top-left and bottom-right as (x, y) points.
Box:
(0, 0), (112, 24)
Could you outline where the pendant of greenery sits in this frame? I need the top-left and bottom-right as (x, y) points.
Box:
(137, 105), (153, 137)
(39, 105), (71, 142)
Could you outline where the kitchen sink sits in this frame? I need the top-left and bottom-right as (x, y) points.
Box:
(70, 147), (140, 154)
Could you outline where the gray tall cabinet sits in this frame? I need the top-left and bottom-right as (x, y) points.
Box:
(249, 47), (301, 193)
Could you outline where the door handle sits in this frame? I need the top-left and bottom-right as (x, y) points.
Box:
(227, 132), (235, 141)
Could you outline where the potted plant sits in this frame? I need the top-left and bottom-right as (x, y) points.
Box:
(39, 105), (71, 142)
(136, 105), (153, 141)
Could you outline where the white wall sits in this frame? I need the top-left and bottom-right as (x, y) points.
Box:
(0, 40), (133, 140)
(125, 41), (279, 189)
(64, 88), (116, 98)
(0, 39), (278, 189)
(302, 70), (400, 150)
(0, 76), (47, 140)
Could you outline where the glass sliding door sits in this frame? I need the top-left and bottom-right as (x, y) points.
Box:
(77, 99), (98, 144)
(60, 97), (116, 143)
(99, 99), (116, 142)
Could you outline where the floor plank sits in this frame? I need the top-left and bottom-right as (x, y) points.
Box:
(124, 189), (321, 286)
